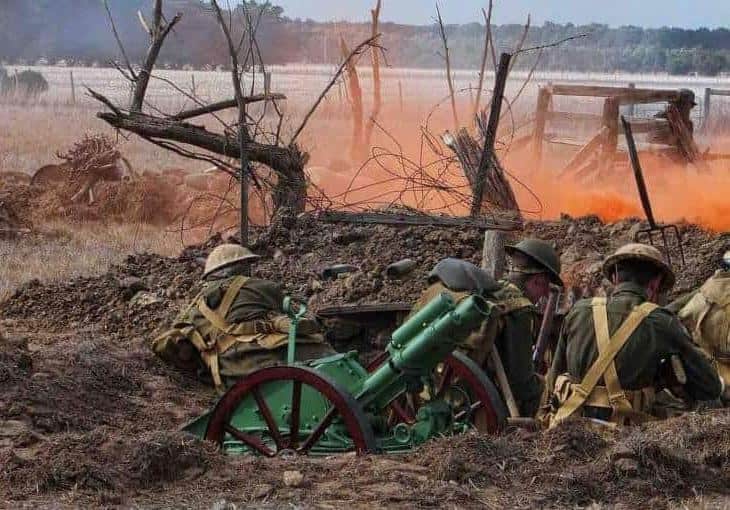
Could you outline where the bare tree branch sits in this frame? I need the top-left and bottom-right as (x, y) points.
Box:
(171, 94), (287, 121)
(518, 33), (590, 54)
(508, 14), (531, 75)
(211, 0), (252, 244)
(290, 35), (380, 146)
(436, 3), (459, 130)
(137, 10), (152, 37)
(131, 0), (182, 112)
(103, 0), (137, 81)
(474, 1), (494, 119)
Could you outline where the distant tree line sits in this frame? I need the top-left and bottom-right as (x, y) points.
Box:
(1, 1), (729, 75)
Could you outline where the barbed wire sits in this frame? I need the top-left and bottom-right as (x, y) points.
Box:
(170, 84), (545, 245)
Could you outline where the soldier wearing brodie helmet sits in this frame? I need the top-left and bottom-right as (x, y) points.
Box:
(547, 243), (722, 427)
(153, 244), (333, 389)
(412, 239), (563, 417)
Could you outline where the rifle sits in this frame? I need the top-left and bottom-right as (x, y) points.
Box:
(533, 285), (561, 374)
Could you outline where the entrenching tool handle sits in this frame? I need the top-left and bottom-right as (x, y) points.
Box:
(621, 116), (657, 228)
(283, 297), (308, 364)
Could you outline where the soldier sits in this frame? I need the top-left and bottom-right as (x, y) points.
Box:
(413, 238), (563, 417)
(668, 251), (730, 405)
(547, 243), (722, 427)
(153, 244), (333, 389)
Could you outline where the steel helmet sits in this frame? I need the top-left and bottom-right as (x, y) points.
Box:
(505, 239), (563, 287)
(203, 244), (260, 278)
(602, 243), (676, 291)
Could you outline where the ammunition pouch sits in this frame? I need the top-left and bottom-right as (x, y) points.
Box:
(552, 374), (654, 425)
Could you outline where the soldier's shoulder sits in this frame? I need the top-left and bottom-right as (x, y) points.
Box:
(246, 277), (283, 292)
(645, 305), (690, 338)
(492, 282), (534, 314)
(569, 297), (597, 311)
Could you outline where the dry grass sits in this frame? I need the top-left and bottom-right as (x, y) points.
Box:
(0, 222), (179, 301)
(0, 103), (199, 175)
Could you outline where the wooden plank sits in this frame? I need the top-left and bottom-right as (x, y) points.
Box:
(543, 136), (588, 147)
(709, 88), (730, 97)
(546, 112), (664, 134)
(546, 111), (602, 123)
(313, 211), (523, 231)
(551, 84), (681, 104)
(559, 126), (607, 177)
(620, 118), (667, 134)
(316, 303), (412, 318)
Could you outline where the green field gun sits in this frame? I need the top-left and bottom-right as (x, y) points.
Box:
(184, 292), (507, 456)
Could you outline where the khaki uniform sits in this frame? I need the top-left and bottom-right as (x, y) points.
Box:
(153, 275), (333, 388)
(547, 282), (721, 425)
(670, 270), (730, 387)
(411, 280), (543, 417)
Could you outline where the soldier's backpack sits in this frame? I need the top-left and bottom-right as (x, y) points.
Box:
(152, 276), (329, 390)
(678, 271), (730, 383)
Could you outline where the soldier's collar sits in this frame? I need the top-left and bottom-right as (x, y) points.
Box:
(611, 281), (649, 300)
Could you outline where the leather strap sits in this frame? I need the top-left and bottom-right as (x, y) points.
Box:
(196, 276), (249, 336)
(592, 298), (636, 422)
(551, 299), (658, 426)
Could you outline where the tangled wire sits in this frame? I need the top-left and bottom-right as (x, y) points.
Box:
(171, 86), (544, 246)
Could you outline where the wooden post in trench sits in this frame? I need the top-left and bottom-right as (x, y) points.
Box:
(472, 52), (521, 419)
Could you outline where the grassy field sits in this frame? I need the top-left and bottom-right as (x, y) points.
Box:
(0, 222), (180, 301)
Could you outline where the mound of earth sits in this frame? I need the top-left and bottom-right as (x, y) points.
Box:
(0, 185), (32, 235)
(3, 215), (728, 337)
(0, 214), (729, 508)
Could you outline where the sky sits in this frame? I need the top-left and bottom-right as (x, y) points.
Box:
(274, 0), (730, 29)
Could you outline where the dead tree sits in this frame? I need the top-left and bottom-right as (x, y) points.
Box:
(92, 0), (333, 234)
(436, 3), (459, 131)
(342, 0), (383, 162)
(340, 37), (365, 161)
(362, 0), (383, 151)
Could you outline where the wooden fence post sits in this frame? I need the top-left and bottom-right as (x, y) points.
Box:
(704, 87), (712, 130)
(69, 71), (76, 105)
(532, 86), (551, 170)
(264, 72), (272, 96)
(627, 82), (635, 116)
(599, 96), (620, 177)
(398, 80), (404, 112)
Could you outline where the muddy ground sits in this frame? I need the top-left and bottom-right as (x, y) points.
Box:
(1, 215), (729, 508)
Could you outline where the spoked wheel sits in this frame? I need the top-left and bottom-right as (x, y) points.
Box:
(367, 351), (507, 434)
(205, 365), (377, 456)
(435, 351), (508, 433)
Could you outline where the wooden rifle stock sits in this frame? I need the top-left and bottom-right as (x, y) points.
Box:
(533, 286), (561, 374)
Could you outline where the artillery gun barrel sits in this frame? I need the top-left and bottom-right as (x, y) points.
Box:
(390, 292), (454, 347)
(359, 294), (492, 408)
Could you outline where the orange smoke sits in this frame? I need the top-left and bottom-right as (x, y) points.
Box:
(508, 151), (730, 232)
(301, 94), (730, 232)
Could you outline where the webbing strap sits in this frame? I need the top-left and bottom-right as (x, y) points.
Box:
(187, 328), (224, 388)
(552, 300), (658, 426)
(196, 276), (249, 335)
(193, 276), (248, 389)
(593, 299), (636, 421)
